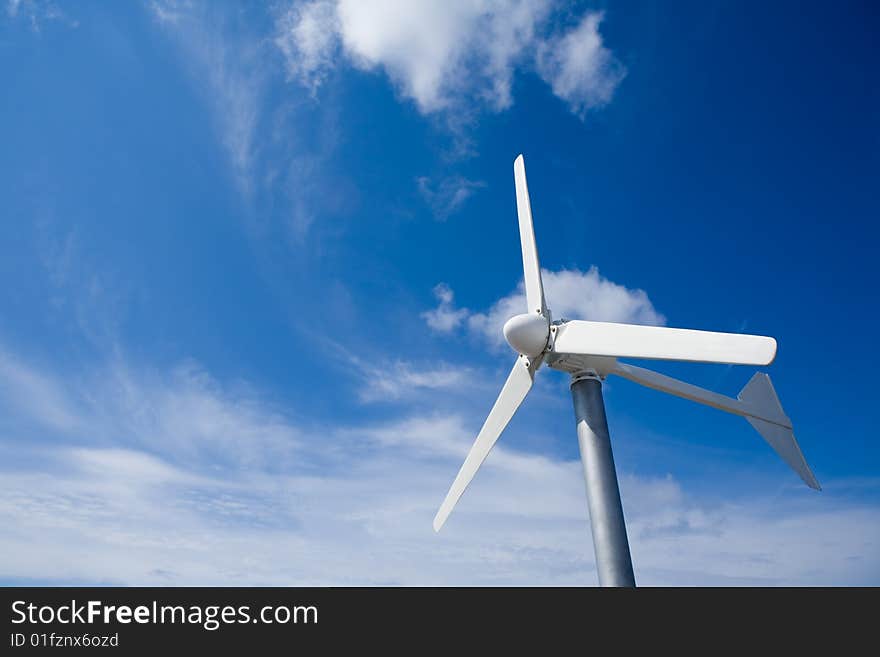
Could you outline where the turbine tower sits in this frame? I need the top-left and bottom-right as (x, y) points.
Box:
(433, 154), (820, 587)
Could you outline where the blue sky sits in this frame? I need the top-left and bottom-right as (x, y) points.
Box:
(1, 0), (878, 585)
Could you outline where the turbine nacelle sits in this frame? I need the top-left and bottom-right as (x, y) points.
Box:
(502, 312), (549, 358)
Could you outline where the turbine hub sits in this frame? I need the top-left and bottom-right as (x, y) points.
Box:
(503, 313), (550, 357)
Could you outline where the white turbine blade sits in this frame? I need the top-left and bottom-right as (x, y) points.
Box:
(433, 356), (536, 532)
(514, 155), (546, 316)
(553, 320), (777, 366)
(611, 362), (820, 489)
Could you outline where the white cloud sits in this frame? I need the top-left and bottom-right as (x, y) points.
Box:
(333, 0), (526, 112)
(422, 283), (470, 332)
(536, 12), (627, 117)
(275, 1), (624, 118)
(423, 267), (665, 348)
(275, 0), (339, 92)
(532, 267), (664, 324)
(0, 343), (877, 585)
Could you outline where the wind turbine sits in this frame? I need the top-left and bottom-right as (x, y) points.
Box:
(433, 154), (820, 587)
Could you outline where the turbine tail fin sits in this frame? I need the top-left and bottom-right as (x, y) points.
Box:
(738, 372), (787, 424)
(738, 373), (821, 490)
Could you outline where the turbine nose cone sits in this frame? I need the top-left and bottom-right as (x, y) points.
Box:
(503, 313), (550, 357)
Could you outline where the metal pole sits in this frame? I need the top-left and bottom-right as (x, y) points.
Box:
(570, 373), (636, 587)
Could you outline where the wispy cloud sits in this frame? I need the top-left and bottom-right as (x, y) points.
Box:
(358, 361), (474, 403)
(0, 347), (84, 434)
(275, 0), (339, 93)
(0, 348), (302, 471)
(5, 0), (78, 31)
(148, 1), (265, 195)
(1, 341), (877, 585)
(416, 175), (486, 219)
(274, 1), (625, 120)
(326, 339), (479, 403)
(147, 2), (353, 244)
